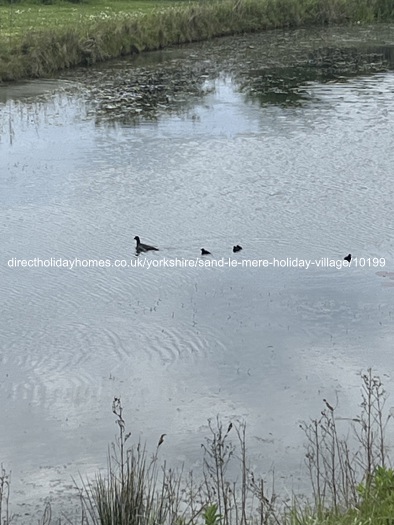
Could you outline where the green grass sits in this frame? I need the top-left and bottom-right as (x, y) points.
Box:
(0, 0), (393, 82)
(0, 0), (194, 80)
(0, 0), (186, 44)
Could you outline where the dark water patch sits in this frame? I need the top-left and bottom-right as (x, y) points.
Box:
(0, 80), (66, 103)
(239, 45), (394, 107)
(307, 45), (394, 71)
(225, 41), (394, 109)
(47, 25), (394, 126)
(85, 64), (215, 125)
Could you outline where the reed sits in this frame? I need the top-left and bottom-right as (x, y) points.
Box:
(0, 467), (12, 525)
(70, 370), (393, 525)
(1, 370), (394, 524)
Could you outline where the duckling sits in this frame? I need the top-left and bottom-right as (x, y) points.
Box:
(134, 236), (159, 252)
(233, 245), (242, 253)
(201, 248), (211, 256)
(344, 254), (351, 263)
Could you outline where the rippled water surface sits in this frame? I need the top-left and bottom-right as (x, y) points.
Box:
(1, 24), (394, 521)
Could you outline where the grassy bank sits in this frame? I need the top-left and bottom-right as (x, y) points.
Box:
(1, 370), (394, 524)
(0, 0), (393, 82)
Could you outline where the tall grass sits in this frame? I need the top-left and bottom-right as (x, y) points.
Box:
(78, 397), (205, 525)
(0, 0), (393, 82)
(76, 401), (278, 525)
(70, 370), (393, 525)
(299, 370), (392, 520)
(1, 370), (394, 524)
(0, 466), (12, 524)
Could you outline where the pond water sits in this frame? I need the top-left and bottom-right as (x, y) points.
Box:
(0, 24), (394, 522)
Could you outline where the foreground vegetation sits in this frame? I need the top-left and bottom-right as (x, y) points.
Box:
(1, 370), (394, 524)
(0, 0), (393, 82)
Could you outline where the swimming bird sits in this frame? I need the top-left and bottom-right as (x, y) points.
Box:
(233, 245), (242, 253)
(344, 254), (351, 263)
(134, 236), (159, 252)
(201, 248), (211, 256)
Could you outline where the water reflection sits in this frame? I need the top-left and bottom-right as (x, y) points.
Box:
(0, 24), (394, 522)
(0, 28), (393, 130)
(234, 45), (394, 107)
(88, 43), (393, 123)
